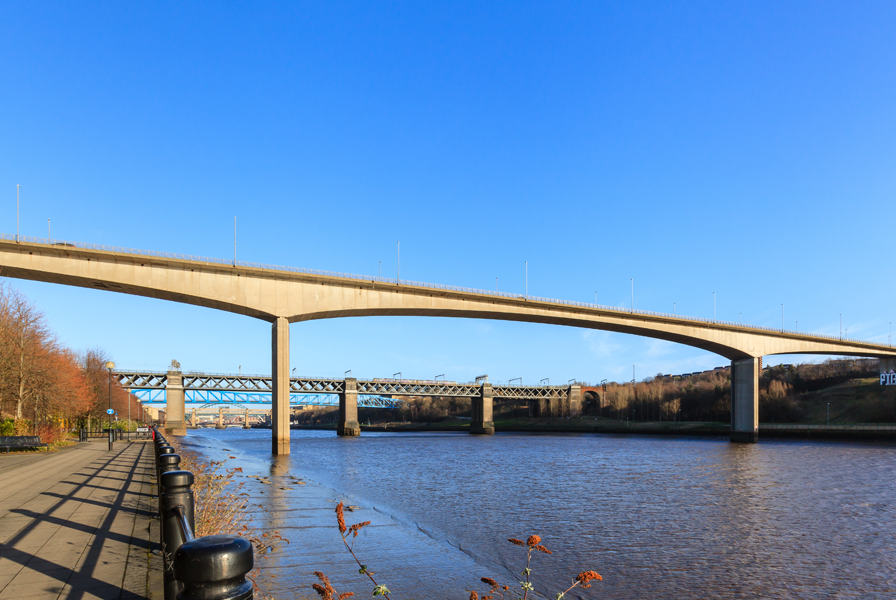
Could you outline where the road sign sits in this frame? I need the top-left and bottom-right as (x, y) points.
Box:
(136, 427), (149, 433)
(881, 370), (896, 386)
(106, 408), (115, 415)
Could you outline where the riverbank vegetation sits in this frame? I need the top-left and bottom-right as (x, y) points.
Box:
(290, 358), (891, 428)
(169, 441), (288, 598)
(0, 283), (140, 441)
(594, 358), (888, 424)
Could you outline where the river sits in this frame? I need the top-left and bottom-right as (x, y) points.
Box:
(178, 429), (896, 599)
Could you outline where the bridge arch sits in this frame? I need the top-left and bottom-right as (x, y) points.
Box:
(3, 238), (895, 452)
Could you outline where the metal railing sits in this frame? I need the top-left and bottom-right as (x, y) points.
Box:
(4, 233), (893, 348)
(760, 423), (896, 431)
(153, 427), (254, 600)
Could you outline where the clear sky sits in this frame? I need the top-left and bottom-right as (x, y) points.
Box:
(1, 1), (894, 385)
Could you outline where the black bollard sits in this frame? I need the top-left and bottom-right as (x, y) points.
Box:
(174, 536), (254, 600)
(158, 453), (181, 492)
(161, 470), (196, 600)
(156, 446), (176, 495)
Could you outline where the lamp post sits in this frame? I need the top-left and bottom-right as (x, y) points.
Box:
(827, 402), (830, 427)
(106, 361), (115, 451)
(16, 184), (20, 242)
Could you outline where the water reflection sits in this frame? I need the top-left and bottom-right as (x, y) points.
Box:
(183, 430), (896, 600)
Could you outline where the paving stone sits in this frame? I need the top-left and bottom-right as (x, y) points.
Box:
(0, 440), (157, 600)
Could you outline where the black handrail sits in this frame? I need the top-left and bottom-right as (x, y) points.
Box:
(173, 505), (195, 543)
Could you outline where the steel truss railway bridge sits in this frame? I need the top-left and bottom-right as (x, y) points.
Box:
(116, 367), (578, 436)
(2, 236), (895, 454)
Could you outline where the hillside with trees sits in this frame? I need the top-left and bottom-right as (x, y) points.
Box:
(293, 358), (892, 428)
(592, 358), (889, 425)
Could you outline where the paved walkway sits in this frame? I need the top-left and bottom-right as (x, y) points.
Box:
(0, 440), (162, 599)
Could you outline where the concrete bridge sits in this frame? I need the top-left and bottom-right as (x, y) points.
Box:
(2, 235), (895, 453)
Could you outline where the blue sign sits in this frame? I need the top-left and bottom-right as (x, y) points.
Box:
(106, 408), (115, 415)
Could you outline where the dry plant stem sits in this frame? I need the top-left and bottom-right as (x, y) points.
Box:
(522, 549), (532, 600)
(336, 502), (390, 599)
(342, 535), (389, 599)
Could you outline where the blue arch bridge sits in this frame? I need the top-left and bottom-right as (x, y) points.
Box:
(131, 389), (405, 409)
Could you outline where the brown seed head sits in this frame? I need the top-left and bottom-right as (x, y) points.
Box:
(349, 521), (372, 538)
(508, 538), (525, 546)
(313, 572), (336, 600)
(469, 592), (479, 600)
(338, 593), (355, 600)
(535, 545), (552, 554)
(575, 571), (603, 588)
(335, 502), (347, 534)
(481, 577), (498, 588)
(526, 535), (541, 547)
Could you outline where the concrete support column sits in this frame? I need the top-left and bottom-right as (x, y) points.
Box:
(189, 412), (196, 428)
(216, 407), (225, 429)
(272, 317), (291, 455)
(470, 384), (495, 434)
(731, 357), (759, 443)
(568, 385), (582, 417)
(338, 378), (361, 436)
(166, 368), (186, 435)
(244, 409), (250, 429)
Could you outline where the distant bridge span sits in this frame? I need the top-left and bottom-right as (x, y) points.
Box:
(2, 236), (895, 452)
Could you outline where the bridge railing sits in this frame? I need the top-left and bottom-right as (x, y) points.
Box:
(6, 233), (890, 348)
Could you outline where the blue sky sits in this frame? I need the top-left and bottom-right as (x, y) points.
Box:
(1, 1), (894, 385)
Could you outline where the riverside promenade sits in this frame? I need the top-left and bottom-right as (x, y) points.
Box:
(0, 439), (162, 599)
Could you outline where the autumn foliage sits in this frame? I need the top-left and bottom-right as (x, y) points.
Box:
(0, 283), (142, 440)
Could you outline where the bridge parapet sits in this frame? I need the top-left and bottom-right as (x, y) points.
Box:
(493, 386), (570, 400)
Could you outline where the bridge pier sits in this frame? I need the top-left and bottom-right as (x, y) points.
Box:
(166, 367), (186, 435)
(272, 317), (291, 454)
(731, 357), (759, 443)
(216, 407), (225, 429)
(190, 412), (197, 428)
(338, 378), (361, 436)
(470, 383), (495, 434)
(244, 408), (250, 429)
(568, 385), (581, 417)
